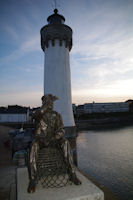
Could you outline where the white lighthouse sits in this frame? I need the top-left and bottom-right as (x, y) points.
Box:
(41, 9), (77, 163)
(41, 9), (76, 132)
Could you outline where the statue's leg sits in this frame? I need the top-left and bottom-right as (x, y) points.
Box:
(27, 140), (39, 193)
(61, 139), (81, 185)
(62, 139), (75, 173)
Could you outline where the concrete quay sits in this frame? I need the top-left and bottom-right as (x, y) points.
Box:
(17, 167), (104, 200)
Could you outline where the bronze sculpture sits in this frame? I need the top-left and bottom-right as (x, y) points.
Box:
(28, 94), (81, 193)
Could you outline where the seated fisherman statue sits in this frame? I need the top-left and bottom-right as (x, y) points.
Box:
(28, 94), (81, 193)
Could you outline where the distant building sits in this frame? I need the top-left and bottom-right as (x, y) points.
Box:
(72, 104), (76, 114)
(75, 102), (129, 115)
(76, 105), (85, 115)
(0, 105), (30, 123)
(84, 102), (129, 114)
(125, 99), (133, 112)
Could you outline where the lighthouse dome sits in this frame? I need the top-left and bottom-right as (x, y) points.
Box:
(47, 9), (65, 24)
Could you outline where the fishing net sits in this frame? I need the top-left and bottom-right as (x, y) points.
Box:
(36, 144), (72, 188)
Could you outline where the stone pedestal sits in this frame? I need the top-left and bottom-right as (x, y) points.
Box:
(17, 167), (104, 200)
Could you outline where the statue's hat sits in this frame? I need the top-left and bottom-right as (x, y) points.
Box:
(41, 94), (58, 103)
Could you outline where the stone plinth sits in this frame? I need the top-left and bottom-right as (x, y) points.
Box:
(17, 167), (104, 200)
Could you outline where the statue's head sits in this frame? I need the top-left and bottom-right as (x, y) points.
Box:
(41, 94), (58, 110)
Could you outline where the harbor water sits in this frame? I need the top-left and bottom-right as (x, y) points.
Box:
(77, 125), (133, 200)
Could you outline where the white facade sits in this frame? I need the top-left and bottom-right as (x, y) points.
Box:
(84, 102), (129, 114)
(44, 40), (75, 127)
(0, 113), (28, 123)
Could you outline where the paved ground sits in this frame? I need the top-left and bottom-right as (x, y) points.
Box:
(0, 126), (16, 200)
(0, 165), (16, 200)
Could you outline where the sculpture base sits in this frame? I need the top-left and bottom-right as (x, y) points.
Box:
(17, 167), (104, 200)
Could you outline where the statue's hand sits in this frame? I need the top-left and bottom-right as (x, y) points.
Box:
(34, 134), (46, 141)
(55, 134), (61, 140)
(55, 132), (64, 140)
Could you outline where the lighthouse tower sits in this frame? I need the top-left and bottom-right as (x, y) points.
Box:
(40, 9), (77, 163)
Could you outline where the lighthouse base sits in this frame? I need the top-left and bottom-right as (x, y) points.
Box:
(64, 126), (78, 166)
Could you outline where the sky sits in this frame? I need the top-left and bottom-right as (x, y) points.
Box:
(0, 0), (133, 107)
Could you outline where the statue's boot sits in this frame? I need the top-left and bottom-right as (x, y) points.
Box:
(27, 179), (36, 193)
(69, 172), (82, 185)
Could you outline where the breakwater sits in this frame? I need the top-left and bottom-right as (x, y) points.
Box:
(75, 115), (133, 130)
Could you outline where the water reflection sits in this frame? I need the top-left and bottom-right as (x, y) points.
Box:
(77, 126), (133, 200)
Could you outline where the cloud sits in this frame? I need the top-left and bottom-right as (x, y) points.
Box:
(0, 0), (133, 106)
(19, 63), (43, 73)
(71, 52), (133, 99)
(4, 26), (19, 41)
(20, 35), (40, 52)
(71, 28), (133, 104)
(0, 34), (41, 66)
(0, 90), (43, 107)
(72, 79), (133, 104)
(70, 3), (133, 101)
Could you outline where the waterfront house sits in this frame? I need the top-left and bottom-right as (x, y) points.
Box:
(0, 105), (30, 123)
